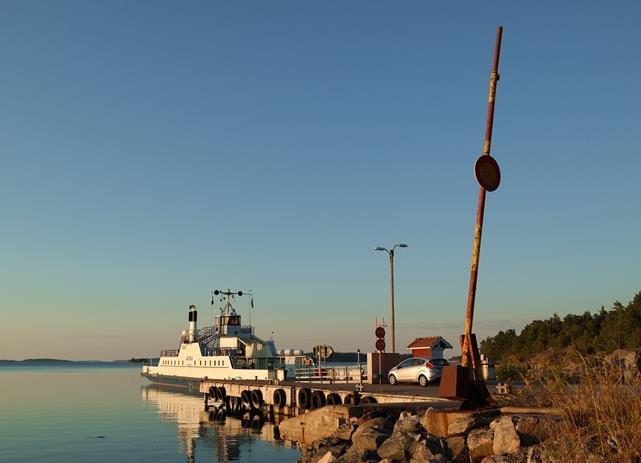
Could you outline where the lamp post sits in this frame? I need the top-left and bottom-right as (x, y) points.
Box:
(374, 243), (408, 353)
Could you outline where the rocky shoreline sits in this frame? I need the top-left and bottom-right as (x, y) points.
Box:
(283, 405), (563, 463)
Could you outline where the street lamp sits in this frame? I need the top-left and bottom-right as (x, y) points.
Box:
(374, 243), (408, 353)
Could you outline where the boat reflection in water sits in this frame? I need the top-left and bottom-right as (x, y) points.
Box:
(141, 385), (298, 462)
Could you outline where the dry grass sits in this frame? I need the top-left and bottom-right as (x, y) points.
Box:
(530, 355), (641, 463)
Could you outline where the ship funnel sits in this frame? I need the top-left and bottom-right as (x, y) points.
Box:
(188, 305), (197, 343)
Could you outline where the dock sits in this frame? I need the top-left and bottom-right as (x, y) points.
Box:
(199, 378), (459, 422)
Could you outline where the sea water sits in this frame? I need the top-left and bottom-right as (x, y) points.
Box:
(0, 363), (300, 463)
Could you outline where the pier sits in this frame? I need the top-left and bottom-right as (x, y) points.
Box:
(199, 378), (459, 421)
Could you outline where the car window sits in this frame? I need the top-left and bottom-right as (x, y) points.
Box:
(398, 359), (414, 368)
(413, 359), (426, 366)
(430, 358), (449, 367)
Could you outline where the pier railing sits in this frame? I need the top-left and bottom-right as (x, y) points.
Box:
(294, 366), (367, 384)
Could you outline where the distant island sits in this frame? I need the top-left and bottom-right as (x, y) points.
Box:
(0, 358), (151, 364)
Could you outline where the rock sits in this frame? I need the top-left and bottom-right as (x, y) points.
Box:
(278, 405), (350, 446)
(394, 413), (423, 434)
(423, 409), (500, 438)
(445, 435), (469, 463)
(299, 437), (350, 463)
(317, 451), (337, 463)
(492, 417), (521, 456)
(351, 418), (391, 452)
(481, 456), (513, 463)
(314, 438), (350, 459)
(335, 446), (379, 463)
(408, 439), (435, 463)
(526, 445), (553, 463)
(467, 427), (494, 462)
(377, 432), (414, 462)
(332, 423), (355, 441)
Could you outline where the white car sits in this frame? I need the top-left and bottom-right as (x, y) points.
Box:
(388, 357), (449, 387)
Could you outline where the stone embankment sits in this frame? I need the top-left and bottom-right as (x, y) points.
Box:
(278, 404), (563, 463)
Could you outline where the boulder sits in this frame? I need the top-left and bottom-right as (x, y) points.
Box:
(394, 413), (423, 434)
(407, 439), (445, 463)
(423, 409), (499, 438)
(299, 437), (350, 463)
(377, 432), (414, 462)
(335, 446), (379, 463)
(351, 417), (392, 452)
(481, 456), (513, 463)
(278, 405), (350, 446)
(467, 427), (494, 462)
(492, 417), (521, 455)
(317, 451), (337, 463)
(332, 423), (355, 441)
(445, 435), (469, 463)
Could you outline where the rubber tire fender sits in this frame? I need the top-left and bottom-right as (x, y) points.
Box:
(273, 389), (287, 409)
(343, 392), (360, 405)
(360, 396), (377, 404)
(250, 389), (263, 409)
(310, 390), (326, 409)
(326, 393), (342, 406)
(297, 387), (312, 409)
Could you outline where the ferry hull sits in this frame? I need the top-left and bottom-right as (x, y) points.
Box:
(141, 372), (201, 389)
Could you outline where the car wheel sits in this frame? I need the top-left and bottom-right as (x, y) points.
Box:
(388, 374), (397, 385)
(419, 375), (428, 387)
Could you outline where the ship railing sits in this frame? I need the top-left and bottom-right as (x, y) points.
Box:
(198, 326), (217, 345)
(239, 325), (254, 334)
(160, 349), (179, 357)
(294, 366), (367, 384)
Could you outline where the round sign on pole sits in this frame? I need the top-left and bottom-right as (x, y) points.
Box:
(375, 339), (386, 352)
(375, 327), (385, 339)
(474, 155), (501, 192)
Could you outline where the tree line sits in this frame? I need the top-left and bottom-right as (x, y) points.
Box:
(480, 291), (641, 363)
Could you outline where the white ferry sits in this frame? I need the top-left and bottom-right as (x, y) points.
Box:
(142, 290), (288, 387)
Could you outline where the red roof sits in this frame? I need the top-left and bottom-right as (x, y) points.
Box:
(407, 336), (452, 349)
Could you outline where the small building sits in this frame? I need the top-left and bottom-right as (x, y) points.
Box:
(407, 336), (453, 359)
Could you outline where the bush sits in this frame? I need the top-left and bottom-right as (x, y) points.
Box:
(532, 357), (641, 462)
(495, 364), (527, 381)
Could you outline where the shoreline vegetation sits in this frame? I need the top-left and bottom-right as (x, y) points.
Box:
(480, 291), (641, 365)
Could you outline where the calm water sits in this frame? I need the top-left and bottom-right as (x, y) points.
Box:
(0, 364), (300, 463)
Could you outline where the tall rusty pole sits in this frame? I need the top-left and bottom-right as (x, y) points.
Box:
(461, 26), (504, 368)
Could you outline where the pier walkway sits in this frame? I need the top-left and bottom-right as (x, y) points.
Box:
(199, 378), (461, 418)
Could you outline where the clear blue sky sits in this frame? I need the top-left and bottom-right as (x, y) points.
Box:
(1, 2), (639, 360)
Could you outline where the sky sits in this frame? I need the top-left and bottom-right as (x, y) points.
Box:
(1, 1), (640, 360)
